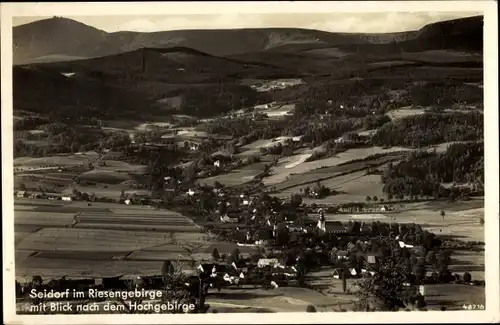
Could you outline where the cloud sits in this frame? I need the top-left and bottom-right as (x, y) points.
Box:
(114, 14), (267, 32)
(110, 12), (480, 33)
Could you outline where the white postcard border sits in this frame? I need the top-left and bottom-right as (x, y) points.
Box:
(2, 1), (498, 324)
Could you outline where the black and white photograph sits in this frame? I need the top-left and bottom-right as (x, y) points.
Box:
(2, 1), (499, 324)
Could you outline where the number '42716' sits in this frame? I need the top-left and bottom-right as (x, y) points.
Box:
(463, 304), (485, 310)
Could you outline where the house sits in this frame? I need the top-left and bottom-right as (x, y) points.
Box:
(271, 265), (297, 278)
(398, 241), (414, 249)
(187, 189), (196, 196)
(366, 254), (378, 265)
(332, 269), (343, 279)
(213, 160), (221, 168)
(335, 250), (349, 260)
(347, 242), (356, 251)
(380, 205), (393, 212)
(361, 269), (376, 276)
(317, 214), (326, 233)
(348, 268), (361, 278)
(124, 199), (132, 205)
(61, 196), (73, 202)
(325, 221), (347, 234)
(220, 215), (239, 224)
(257, 258), (280, 268)
(16, 191), (27, 198)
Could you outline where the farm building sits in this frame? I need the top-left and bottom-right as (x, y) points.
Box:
(61, 196), (73, 201)
(325, 221), (348, 234)
(331, 268), (362, 279)
(257, 258), (280, 268)
(332, 269), (343, 279)
(220, 214), (239, 224)
(331, 249), (349, 260)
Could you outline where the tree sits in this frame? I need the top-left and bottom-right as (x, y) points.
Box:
(306, 305), (317, 312)
(229, 248), (240, 264)
(463, 272), (472, 283)
(373, 196), (379, 202)
(161, 260), (175, 284)
(19, 183), (26, 191)
(355, 257), (411, 311)
(342, 269), (347, 293)
(290, 193), (303, 207)
(275, 223), (290, 247)
(366, 196), (372, 202)
(479, 217), (484, 226)
(212, 248), (220, 261)
(159, 260), (200, 313)
(440, 210), (446, 221)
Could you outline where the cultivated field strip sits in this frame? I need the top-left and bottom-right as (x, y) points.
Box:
(14, 211), (75, 227)
(16, 258), (173, 279)
(15, 199), (67, 207)
(15, 232), (32, 245)
(16, 228), (176, 252)
(125, 250), (201, 261)
(269, 152), (406, 191)
(31, 251), (128, 260)
(32, 206), (113, 213)
(15, 250), (37, 262)
(73, 223), (200, 232)
(76, 212), (194, 225)
(15, 224), (44, 233)
(198, 169), (262, 187)
(109, 208), (187, 216)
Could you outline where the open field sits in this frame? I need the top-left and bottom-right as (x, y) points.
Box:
(198, 169), (263, 187)
(269, 150), (406, 192)
(305, 174), (385, 204)
(14, 153), (96, 168)
(78, 170), (132, 183)
(277, 169), (386, 203)
(264, 146), (409, 187)
(14, 200), (210, 281)
(401, 50), (483, 63)
(89, 161), (148, 174)
(386, 106), (426, 120)
(61, 184), (152, 199)
(209, 286), (353, 312)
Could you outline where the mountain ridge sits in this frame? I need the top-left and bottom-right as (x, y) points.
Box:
(14, 15), (483, 65)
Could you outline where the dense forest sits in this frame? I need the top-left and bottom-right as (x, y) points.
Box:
(381, 141), (484, 198)
(178, 84), (266, 117)
(372, 112), (483, 147)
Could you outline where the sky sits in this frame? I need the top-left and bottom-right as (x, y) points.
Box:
(12, 12), (481, 34)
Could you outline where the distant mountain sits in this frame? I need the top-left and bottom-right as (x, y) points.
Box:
(13, 17), (108, 64)
(13, 16), (483, 65)
(13, 65), (155, 120)
(26, 46), (298, 85)
(13, 46), (278, 120)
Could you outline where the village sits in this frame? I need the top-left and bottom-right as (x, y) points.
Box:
(11, 13), (487, 315)
(15, 178), (485, 313)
